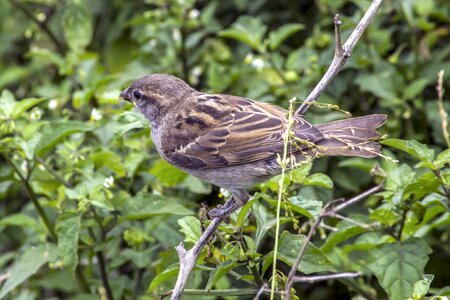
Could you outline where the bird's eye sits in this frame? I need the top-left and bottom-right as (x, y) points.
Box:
(133, 91), (143, 100)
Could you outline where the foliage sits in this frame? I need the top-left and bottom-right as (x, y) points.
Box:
(0, 0), (449, 299)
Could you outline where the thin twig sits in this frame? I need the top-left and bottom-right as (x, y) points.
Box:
(296, 0), (384, 115)
(7, 0), (66, 54)
(4, 155), (57, 242)
(396, 207), (408, 242)
(34, 155), (72, 188)
(88, 228), (114, 300)
(284, 184), (383, 299)
(293, 272), (361, 283)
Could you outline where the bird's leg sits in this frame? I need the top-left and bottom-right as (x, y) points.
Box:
(208, 191), (249, 219)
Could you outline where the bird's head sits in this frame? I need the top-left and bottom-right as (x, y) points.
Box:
(120, 74), (195, 125)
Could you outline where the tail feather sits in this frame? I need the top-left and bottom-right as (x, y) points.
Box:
(314, 114), (387, 158)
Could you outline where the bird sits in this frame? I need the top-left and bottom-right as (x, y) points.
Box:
(120, 74), (387, 217)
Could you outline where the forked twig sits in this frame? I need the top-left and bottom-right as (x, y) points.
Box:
(284, 184), (383, 298)
(296, 0), (384, 116)
(170, 196), (238, 300)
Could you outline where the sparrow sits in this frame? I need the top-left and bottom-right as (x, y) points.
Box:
(120, 74), (387, 217)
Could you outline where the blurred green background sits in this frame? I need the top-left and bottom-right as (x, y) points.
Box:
(0, 0), (449, 299)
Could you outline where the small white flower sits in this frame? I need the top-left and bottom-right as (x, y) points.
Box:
(30, 108), (43, 120)
(103, 176), (114, 188)
(189, 9), (200, 19)
(21, 161), (27, 173)
(251, 58), (265, 71)
(90, 108), (103, 121)
(189, 66), (203, 85)
(48, 99), (58, 110)
(172, 29), (181, 42)
(38, 164), (46, 171)
(244, 53), (254, 64)
(220, 188), (230, 198)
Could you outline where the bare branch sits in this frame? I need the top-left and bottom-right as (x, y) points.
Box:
(170, 195), (241, 300)
(296, 0), (384, 115)
(293, 272), (361, 283)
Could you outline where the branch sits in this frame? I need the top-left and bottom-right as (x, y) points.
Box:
(88, 228), (114, 300)
(292, 272), (361, 283)
(4, 155), (57, 242)
(284, 184), (383, 298)
(170, 195), (239, 300)
(295, 0), (384, 115)
(7, 0), (66, 55)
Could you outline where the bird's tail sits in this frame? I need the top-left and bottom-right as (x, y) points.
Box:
(314, 114), (387, 158)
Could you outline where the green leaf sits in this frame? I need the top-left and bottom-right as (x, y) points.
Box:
(412, 274), (434, 299)
(402, 78), (429, 100)
(148, 264), (179, 292)
(421, 193), (450, 212)
(36, 121), (93, 156)
(321, 215), (370, 253)
(149, 159), (188, 187)
(121, 248), (153, 269)
(386, 163), (416, 191)
(403, 173), (440, 200)
(11, 98), (46, 119)
(205, 261), (238, 291)
(178, 216), (201, 243)
(62, 2), (93, 50)
(218, 16), (267, 50)
(289, 196), (322, 220)
(56, 212), (80, 276)
(0, 90), (16, 117)
(367, 238), (432, 300)
(122, 193), (193, 220)
(276, 231), (336, 274)
(90, 150), (127, 177)
(370, 206), (401, 226)
(0, 213), (43, 234)
(434, 149), (450, 169)
(253, 201), (288, 249)
(355, 72), (399, 100)
(0, 244), (57, 299)
(382, 139), (435, 163)
(304, 173), (334, 189)
(182, 175), (212, 195)
(269, 23), (304, 50)
(16, 133), (42, 160)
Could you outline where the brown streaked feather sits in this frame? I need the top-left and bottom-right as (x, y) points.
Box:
(160, 94), (323, 169)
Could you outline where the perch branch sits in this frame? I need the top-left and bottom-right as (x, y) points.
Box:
(292, 272), (361, 283)
(170, 196), (238, 300)
(296, 0), (384, 115)
(284, 184), (383, 298)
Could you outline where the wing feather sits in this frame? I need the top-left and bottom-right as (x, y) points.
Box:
(161, 94), (323, 169)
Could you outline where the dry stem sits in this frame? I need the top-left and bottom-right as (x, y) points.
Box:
(296, 0), (384, 116)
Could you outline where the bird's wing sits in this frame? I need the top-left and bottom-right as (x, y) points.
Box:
(160, 94), (323, 169)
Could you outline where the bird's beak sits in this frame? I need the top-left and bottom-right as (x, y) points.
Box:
(120, 88), (132, 102)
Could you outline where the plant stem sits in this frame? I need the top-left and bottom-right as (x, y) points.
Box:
(34, 155), (72, 188)
(296, 0), (384, 115)
(271, 97), (296, 300)
(7, 0), (66, 54)
(5, 155), (57, 242)
(88, 228), (114, 300)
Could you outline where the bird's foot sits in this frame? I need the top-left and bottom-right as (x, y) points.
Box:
(208, 202), (237, 219)
(208, 191), (249, 219)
